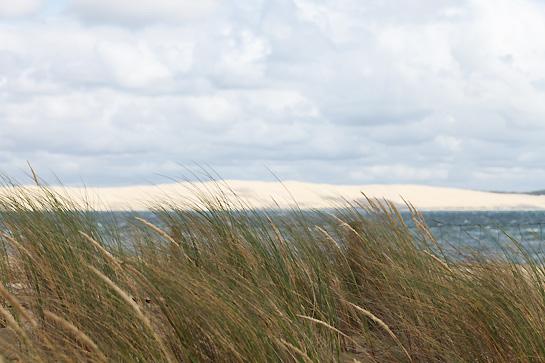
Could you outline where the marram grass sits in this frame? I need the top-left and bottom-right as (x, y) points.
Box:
(0, 183), (543, 362)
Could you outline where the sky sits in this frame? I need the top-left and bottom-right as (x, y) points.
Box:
(1, 0), (545, 190)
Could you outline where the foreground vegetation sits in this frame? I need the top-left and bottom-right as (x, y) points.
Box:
(0, 182), (543, 362)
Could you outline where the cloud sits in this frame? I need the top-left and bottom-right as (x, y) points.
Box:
(68, 0), (220, 25)
(96, 41), (173, 88)
(1, 0), (545, 190)
(0, 0), (42, 17)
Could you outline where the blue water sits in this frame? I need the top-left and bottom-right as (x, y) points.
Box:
(106, 210), (545, 260)
(412, 211), (545, 259)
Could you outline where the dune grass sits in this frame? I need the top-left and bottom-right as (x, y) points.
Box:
(0, 182), (543, 362)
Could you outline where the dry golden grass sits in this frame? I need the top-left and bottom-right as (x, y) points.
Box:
(0, 182), (542, 362)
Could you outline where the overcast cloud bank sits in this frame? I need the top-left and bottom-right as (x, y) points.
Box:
(1, 0), (544, 190)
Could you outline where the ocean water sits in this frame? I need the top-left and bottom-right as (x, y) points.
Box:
(104, 210), (545, 260)
(411, 211), (545, 259)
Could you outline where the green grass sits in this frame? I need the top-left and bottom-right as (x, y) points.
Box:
(0, 181), (543, 362)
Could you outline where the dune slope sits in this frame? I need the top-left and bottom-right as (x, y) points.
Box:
(4, 181), (545, 211)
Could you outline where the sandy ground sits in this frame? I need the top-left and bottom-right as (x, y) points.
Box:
(3, 181), (545, 211)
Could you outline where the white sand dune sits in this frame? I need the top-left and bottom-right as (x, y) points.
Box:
(5, 181), (545, 211)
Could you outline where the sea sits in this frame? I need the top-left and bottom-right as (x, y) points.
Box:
(408, 211), (545, 260)
(101, 210), (545, 260)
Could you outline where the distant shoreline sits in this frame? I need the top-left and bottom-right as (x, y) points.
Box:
(490, 190), (545, 196)
(4, 181), (545, 211)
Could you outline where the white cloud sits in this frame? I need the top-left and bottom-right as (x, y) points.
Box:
(97, 41), (173, 88)
(0, 0), (42, 17)
(69, 0), (220, 25)
(214, 29), (271, 84)
(434, 135), (462, 152)
(2, 0), (545, 190)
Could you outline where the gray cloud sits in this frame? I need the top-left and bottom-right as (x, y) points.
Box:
(0, 0), (43, 18)
(0, 0), (545, 190)
(68, 0), (221, 25)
